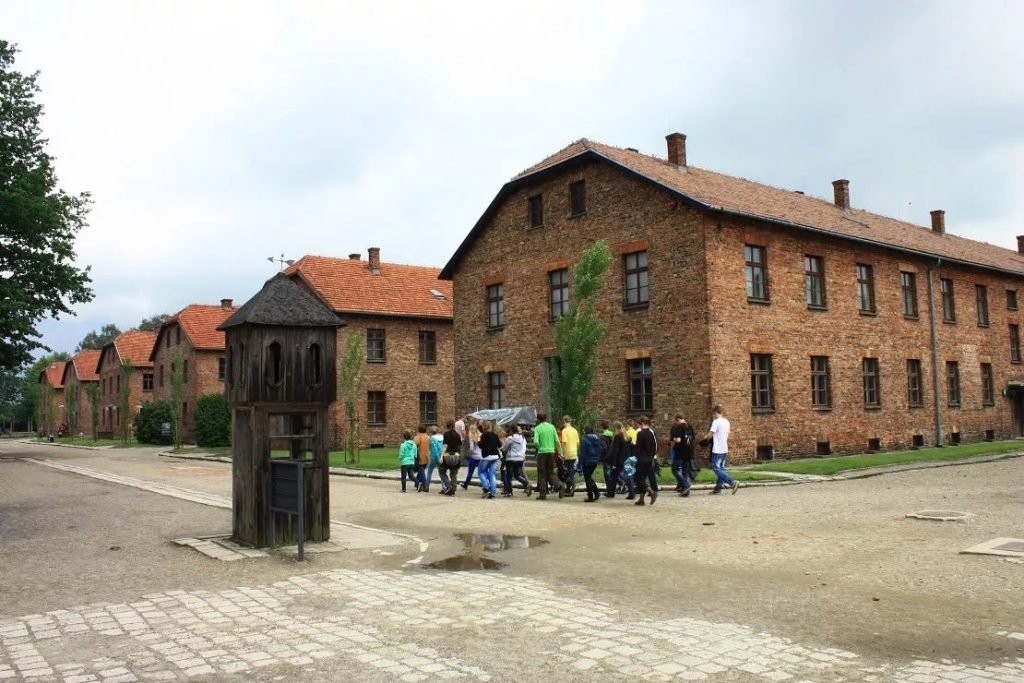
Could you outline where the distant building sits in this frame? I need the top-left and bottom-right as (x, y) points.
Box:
(284, 248), (453, 447)
(149, 300), (236, 441)
(37, 361), (66, 435)
(96, 330), (157, 439)
(61, 350), (101, 437)
(441, 132), (1024, 461)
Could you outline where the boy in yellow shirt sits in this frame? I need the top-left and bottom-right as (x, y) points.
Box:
(560, 416), (580, 494)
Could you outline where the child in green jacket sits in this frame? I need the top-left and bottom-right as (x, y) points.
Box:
(399, 431), (417, 492)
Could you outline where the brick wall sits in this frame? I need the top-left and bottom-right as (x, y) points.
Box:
(151, 322), (226, 442)
(97, 351), (152, 440)
(62, 370), (96, 437)
(332, 314), (454, 449)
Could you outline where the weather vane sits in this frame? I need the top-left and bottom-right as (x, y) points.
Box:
(267, 253), (295, 271)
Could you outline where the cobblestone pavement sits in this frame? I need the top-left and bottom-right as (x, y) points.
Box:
(0, 568), (1022, 682)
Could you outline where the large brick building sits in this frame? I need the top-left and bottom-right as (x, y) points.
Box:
(37, 361), (66, 435)
(60, 349), (100, 436)
(96, 330), (157, 439)
(440, 133), (1024, 462)
(284, 249), (453, 447)
(149, 300), (237, 441)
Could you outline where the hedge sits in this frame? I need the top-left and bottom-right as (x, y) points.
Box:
(135, 400), (174, 444)
(195, 393), (231, 448)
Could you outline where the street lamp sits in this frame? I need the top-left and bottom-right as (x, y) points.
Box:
(267, 254), (295, 271)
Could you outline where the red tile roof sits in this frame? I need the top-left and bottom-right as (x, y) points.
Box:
(441, 138), (1024, 278)
(63, 350), (101, 384)
(285, 255), (453, 319)
(151, 304), (236, 358)
(100, 330), (156, 370)
(40, 361), (66, 388)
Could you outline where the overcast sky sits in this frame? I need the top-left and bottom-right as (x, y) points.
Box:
(4, 0), (1023, 357)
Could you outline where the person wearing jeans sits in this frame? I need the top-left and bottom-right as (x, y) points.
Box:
(461, 424), (482, 489)
(426, 426), (443, 493)
(477, 421), (502, 499)
(501, 424), (532, 496)
(706, 405), (738, 494)
(670, 415), (695, 495)
(579, 425), (604, 502)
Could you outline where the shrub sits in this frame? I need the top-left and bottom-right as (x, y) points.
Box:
(195, 393), (231, 448)
(135, 400), (174, 444)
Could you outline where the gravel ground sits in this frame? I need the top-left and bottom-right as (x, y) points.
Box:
(1, 440), (1021, 681)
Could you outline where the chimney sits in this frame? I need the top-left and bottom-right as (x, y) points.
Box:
(368, 247), (381, 273)
(1017, 235), (1024, 255)
(832, 179), (850, 210)
(930, 210), (946, 235)
(666, 132), (687, 167)
(220, 298), (233, 310)
(348, 253), (360, 260)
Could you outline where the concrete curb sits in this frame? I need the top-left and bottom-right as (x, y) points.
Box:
(15, 439), (115, 451)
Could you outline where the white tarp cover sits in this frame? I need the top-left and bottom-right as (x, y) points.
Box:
(468, 406), (538, 427)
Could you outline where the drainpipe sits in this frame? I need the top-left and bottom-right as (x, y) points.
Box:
(925, 259), (944, 447)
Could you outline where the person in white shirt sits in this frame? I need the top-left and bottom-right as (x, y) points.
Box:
(500, 423), (532, 497)
(706, 404), (738, 495)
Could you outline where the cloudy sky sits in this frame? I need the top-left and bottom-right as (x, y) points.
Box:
(3, 0), (1023, 356)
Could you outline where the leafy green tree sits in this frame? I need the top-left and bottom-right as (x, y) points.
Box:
(195, 393), (230, 448)
(117, 359), (134, 444)
(169, 351), (184, 449)
(84, 381), (100, 441)
(64, 381), (78, 433)
(76, 323), (122, 352)
(0, 41), (93, 372)
(137, 314), (169, 332)
(338, 330), (365, 463)
(12, 352), (70, 433)
(550, 240), (611, 429)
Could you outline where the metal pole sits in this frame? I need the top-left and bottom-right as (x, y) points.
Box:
(926, 261), (944, 447)
(297, 463), (305, 562)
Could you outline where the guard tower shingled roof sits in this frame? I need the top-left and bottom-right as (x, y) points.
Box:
(218, 273), (343, 330)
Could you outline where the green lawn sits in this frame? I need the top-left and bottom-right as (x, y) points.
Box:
(37, 436), (125, 447)
(744, 439), (1023, 476)
(329, 448), (399, 469)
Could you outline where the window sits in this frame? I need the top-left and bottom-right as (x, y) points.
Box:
(182, 402), (187, 420)
(804, 255), (826, 308)
(528, 194), (544, 228)
(750, 354), (774, 411)
(744, 245), (768, 301)
(367, 391), (386, 425)
(418, 331), (437, 365)
(1011, 324), (1021, 363)
(183, 359), (189, 383)
(176, 327), (181, 345)
(623, 251), (649, 307)
(628, 358), (653, 413)
(165, 333), (170, 349)
(976, 285), (990, 327)
(549, 269), (569, 319)
(900, 271), (919, 318)
(1007, 289), (1018, 311)
(862, 358), (881, 408)
(946, 361), (961, 407)
(487, 284), (505, 328)
(142, 373), (153, 391)
(907, 359), (923, 407)
(941, 278), (956, 322)
(981, 363), (994, 406)
(810, 356), (831, 408)
(159, 365), (165, 388)
(569, 180), (586, 216)
(218, 357), (226, 381)
(488, 371), (506, 409)
(366, 329), (385, 363)
(419, 391), (438, 424)
(308, 343), (322, 386)
(856, 264), (875, 313)
(265, 341), (283, 386)
(116, 375), (120, 394)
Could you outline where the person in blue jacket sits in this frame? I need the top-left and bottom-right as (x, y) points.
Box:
(579, 425), (605, 503)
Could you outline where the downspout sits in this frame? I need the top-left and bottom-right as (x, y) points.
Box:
(925, 258), (943, 447)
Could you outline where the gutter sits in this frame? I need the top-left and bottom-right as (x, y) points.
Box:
(926, 258), (944, 447)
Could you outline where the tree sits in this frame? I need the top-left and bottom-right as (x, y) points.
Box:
(169, 351), (184, 449)
(13, 352), (70, 434)
(550, 240), (611, 429)
(137, 314), (169, 332)
(84, 381), (100, 441)
(117, 359), (134, 444)
(338, 331), (364, 463)
(64, 381), (78, 433)
(76, 323), (121, 352)
(0, 41), (93, 372)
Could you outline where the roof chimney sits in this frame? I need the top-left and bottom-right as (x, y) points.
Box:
(368, 247), (381, 274)
(832, 179), (850, 210)
(930, 210), (945, 235)
(220, 298), (233, 311)
(666, 132), (687, 167)
(1017, 235), (1024, 255)
(348, 253), (360, 260)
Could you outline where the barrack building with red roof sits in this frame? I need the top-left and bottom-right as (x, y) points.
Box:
(150, 300), (237, 441)
(285, 248), (454, 448)
(37, 361), (67, 435)
(441, 132), (1024, 462)
(61, 349), (101, 437)
(96, 330), (157, 439)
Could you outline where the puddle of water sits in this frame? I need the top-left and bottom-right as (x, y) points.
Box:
(423, 533), (549, 572)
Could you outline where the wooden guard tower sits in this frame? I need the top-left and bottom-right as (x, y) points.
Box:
(217, 273), (343, 548)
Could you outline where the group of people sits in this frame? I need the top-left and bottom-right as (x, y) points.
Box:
(398, 405), (739, 503)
